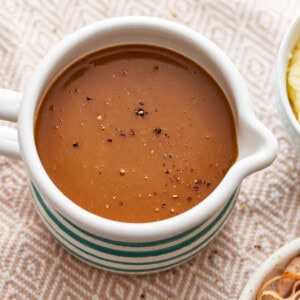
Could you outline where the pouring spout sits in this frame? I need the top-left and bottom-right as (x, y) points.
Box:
(234, 117), (278, 179)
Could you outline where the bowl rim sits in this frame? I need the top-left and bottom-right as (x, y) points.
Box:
(18, 16), (277, 242)
(276, 15), (300, 136)
(240, 237), (300, 299)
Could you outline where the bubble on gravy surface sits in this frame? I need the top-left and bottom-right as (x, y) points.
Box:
(35, 45), (238, 223)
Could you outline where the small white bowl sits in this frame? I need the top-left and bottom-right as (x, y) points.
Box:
(276, 15), (300, 151)
(240, 238), (300, 299)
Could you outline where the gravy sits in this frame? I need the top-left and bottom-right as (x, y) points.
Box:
(35, 45), (238, 223)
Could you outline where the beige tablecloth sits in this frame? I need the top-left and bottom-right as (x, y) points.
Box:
(0, 1), (300, 299)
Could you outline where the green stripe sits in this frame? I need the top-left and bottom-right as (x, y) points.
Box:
(31, 183), (208, 247)
(34, 189), (234, 272)
(31, 185), (237, 258)
(59, 211), (206, 247)
(57, 234), (202, 273)
(31, 183), (235, 247)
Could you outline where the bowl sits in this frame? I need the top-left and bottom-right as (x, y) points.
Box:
(0, 17), (277, 274)
(240, 238), (300, 299)
(276, 15), (300, 151)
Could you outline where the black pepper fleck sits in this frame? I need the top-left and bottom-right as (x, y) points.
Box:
(72, 142), (79, 148)
(195, 179), (206, 185)
(107, 139), (113, 143)
(49, 104), (55, 111)
(154, 128), (162, 135)
(86, 96), (93, 101)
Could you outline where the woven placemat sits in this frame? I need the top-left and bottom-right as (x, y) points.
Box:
(0, 1), (299, 299)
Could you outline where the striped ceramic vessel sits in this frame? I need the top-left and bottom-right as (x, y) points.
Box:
(0, 17), (277, 274)
(30, 183), (239, 274)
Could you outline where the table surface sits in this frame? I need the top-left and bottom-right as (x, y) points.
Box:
(0, 1), (300, 299)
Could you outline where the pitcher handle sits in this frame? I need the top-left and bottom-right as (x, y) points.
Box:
(0, 89), (23, 160)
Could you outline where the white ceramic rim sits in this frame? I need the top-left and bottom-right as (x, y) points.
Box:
(240, 237), (300, 299)
(276, 14), (300, 136)
(18, 16), (277, 242)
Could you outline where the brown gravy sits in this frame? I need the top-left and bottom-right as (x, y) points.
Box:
(35, 45), (238, 223)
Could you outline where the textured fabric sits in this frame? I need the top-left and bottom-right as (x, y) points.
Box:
(0, 0), (299, 299)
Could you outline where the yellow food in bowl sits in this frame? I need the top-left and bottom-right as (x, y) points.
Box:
(287, 39), (300, 122)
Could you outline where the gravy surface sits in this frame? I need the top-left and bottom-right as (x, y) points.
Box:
(35, 45), (238, 223)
